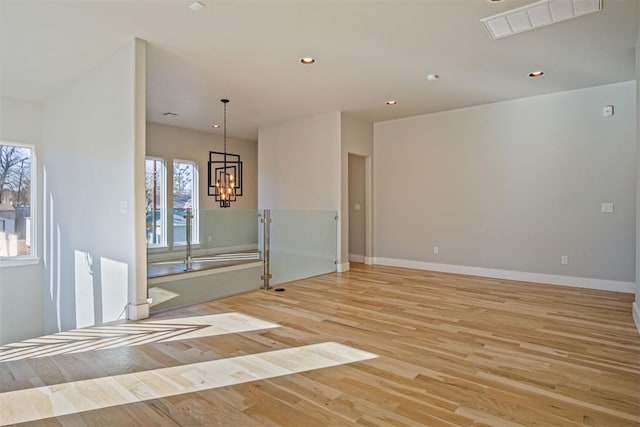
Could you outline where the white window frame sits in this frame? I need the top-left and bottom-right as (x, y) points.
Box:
(172, 159), (199, 246)
(0, 141), (38, 266)
(145, 156), (167, 248)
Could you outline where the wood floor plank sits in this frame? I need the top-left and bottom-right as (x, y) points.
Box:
(1, 263), (639, 426)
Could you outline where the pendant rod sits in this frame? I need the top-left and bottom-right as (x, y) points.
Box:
(222, 99), (229, 183)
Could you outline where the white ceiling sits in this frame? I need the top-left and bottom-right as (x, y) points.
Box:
(1, 0), (638, 141)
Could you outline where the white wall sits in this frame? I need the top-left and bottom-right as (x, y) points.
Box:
(634, 32), (640, 331)
(375, 81), (636, 290)
(132, 39), (147, 319)
(259, 111), (341, 211)
(41, 39), (146, 334)
(341, 114), (373, 267)
(0, 96), (44, 344)
(258, 112), (342, 272)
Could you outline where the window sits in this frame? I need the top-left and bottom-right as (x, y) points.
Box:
(0, 143), (35, 259)
(173, 160), (198, 245)
(145, 157), (166, 247)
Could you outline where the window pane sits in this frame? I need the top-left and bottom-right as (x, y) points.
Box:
(145, 158), (165, 246)
(0, 144), (32, 257)
(173, 161), (198, 244)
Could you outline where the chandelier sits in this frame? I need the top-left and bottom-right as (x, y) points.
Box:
(208, 99), (243, 208)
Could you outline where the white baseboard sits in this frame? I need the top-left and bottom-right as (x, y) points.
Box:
(337, 262), (350, 273)
(349, 254), (364, 263)
(127, 302), (149, 320)
(364, 256), (373, 265)
(373, 257), (635, 293)
(633, 302), (640, 336)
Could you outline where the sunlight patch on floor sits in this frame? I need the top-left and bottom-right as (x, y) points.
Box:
(0, 342), (377, 425)
(0, 313), (279, 362)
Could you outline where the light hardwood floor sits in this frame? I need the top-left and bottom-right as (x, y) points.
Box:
(2, 263), (639, 426)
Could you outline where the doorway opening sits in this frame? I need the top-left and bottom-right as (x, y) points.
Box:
(348, 153), (367, 264)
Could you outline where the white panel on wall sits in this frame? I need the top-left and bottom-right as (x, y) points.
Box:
(100, 257), (128, 323)
(74, 250), (95, 328)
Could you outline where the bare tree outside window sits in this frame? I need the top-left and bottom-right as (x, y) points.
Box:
(145, 158), (166, 246)
(0, 144), (33, 257)
(173, 161), (198, 245)
(173, 164), (192, 198)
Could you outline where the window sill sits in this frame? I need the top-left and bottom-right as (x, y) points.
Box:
(0, 257), (40, 268)
(147, 246), (169, 254)
(173, 243), (201, 249)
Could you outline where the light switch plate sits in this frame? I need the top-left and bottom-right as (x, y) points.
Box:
(601, 203), (614, 213)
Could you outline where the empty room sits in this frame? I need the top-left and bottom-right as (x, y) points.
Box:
(1, 0), (639, 425)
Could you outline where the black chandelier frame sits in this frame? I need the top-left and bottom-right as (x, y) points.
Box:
(207, 99), (243, 208)
(207, 151), (243, 207)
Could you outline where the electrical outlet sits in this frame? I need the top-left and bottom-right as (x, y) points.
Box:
(433, 246), (439, 254)
(601, 203), (614, 213)
(561, 255), (568, 265)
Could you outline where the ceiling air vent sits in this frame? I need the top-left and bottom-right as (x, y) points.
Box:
(480, 0), (602, 40)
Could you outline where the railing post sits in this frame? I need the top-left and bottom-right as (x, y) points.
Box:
(184, 207), (193, 271)
(261, 209), (272, 289)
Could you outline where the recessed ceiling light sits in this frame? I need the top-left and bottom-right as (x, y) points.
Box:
(300, 57), (316, 64)
(487, 0), (503, 3)
(163, 112), (178, 117)
(212, 124), (220, 128)
(427, 74), (439, 81)
(189, 1), (206, 11)
(528, 70), (545, 78)
(386, 100), (398, 106)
